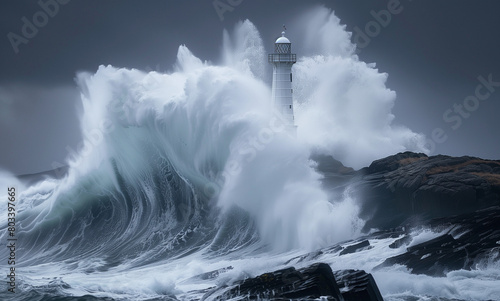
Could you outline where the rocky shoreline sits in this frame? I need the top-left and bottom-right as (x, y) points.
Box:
(199, 152), (500, 300)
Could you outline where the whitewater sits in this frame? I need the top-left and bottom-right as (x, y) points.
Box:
(1, 6), (499, 301)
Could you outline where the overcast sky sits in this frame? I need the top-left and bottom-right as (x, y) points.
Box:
(1, 0), (499, 175)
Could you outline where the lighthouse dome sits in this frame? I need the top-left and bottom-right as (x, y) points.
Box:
(275, 32), (290, 44)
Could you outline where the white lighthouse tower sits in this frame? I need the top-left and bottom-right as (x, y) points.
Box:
(268, 29), (297, 132)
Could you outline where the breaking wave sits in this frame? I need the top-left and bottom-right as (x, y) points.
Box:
(0, 6), (440, 300)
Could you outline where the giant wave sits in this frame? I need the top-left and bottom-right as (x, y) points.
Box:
(6, 7), (493, 301)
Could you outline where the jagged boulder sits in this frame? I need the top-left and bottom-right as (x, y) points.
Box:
(201, 263), (384, 301)
(355, 152), (500, 230)
(333, 269), (384, 301)
(339, 240), (372, 255)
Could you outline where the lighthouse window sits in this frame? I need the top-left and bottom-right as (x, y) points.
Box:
(289, 105), (292, 109)
(290, 73), (292, 82)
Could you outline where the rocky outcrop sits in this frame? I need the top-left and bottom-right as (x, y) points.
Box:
(351, 152), (500, 230)
(374, 206), (500, 276)
(334, 269), (384, 301)
(339, 240), (372, 255)
(201, 263), (383, 301)
(278, 207), (499, 281)
(309, 152), (500, 278)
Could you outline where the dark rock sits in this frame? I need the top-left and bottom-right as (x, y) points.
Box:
(285, 250), (323, 265)
(324, 244), (344, 255)
(339, 240), (371, 255)
(202, 263), (384, 301)
(406, 233), (456, 252)
(308, 151), (500, 279)
(375, 206), (500, 276)
(310, 152), (359, 202)
(310, 152), (356, 175)
(333, 269), (384, 301)
(201, 263), (340, 300)
(367, 228), (408, 240)
(389, 235), (411, 249)
(374, 234), (466, 276)
(366, 152), (428, 174)
(283, 263), (343, 300)
(352, 152), (500, 230)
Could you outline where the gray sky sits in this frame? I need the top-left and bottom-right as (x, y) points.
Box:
(1, 0), (499, 175)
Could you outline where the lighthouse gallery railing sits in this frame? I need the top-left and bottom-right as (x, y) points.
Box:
(268, 54), (297, 63)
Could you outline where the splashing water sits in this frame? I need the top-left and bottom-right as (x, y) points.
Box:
(0, 6), (464, 301)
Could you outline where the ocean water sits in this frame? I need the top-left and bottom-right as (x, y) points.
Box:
(1, 6), (498, 301)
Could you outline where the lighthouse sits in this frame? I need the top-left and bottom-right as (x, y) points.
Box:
(268, 29), (297, 132)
